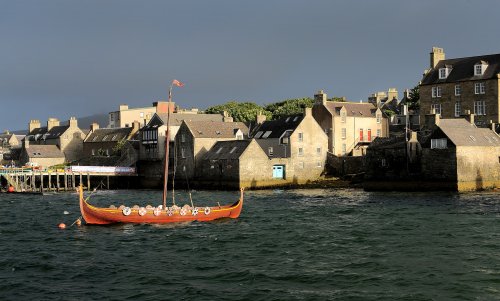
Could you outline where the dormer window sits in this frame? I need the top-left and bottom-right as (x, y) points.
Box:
(474, 61), (488, 76)
(439, 67), (450, 79)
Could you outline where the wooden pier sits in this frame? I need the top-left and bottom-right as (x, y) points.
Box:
(0, 168), (137, 193)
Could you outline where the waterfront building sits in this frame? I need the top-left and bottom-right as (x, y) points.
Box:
(23, 117), (85, 164)
(312, 90), (389, 157)
(420, 47), (500, 128)
(81, 121), (140, 166)
(199, 107), (328, 189)
(364, 113), (500, 191)
(174, 120), (248, 180)
(19, 143), (65, 167)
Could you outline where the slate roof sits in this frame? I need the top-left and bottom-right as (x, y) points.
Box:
(156, 113), (224, 127)
(325, 102), (378, 117)
(421, 53), (500, 85)
(25, 145), (64, 158)
(250, 115), (303, 139)
(202, 140), (252, 160)
(185, 121), (248, 138)
(26, 125), (70, 141)
(85, 128), (133, 143)
(437, 119), (500, 147)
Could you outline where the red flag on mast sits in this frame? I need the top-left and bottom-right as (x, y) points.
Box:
(172, 79), (184, 87)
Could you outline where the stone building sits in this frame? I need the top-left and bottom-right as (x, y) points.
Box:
(312, 90), (389, 156)
(82, 121), (140, 160)
(420, 47), (500, 128)
(19, 143), (65, 167)
(23, 117), (85, 163)
(0, 131), (20, 149)
(364, 113), (500, 191)
(174, 120), (248, 180)
(197, 107), (327, 189)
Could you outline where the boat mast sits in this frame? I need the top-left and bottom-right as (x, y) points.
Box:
(163, 84), (174, 209)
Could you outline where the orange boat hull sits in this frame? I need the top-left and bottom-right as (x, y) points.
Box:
(79, 186), (244, 225)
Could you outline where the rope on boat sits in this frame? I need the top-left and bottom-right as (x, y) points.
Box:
(70, 216), (82, 227)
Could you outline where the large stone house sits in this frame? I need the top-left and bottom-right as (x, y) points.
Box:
(82, 122), (140, 162)
(0, 131), (21, 165)
(19, 143), (65, 167)
(174, 120), (248, 180)
(364, 113), (500, 191)
(196, 108), (328, 189)
(23, 117), (85, 164)
(312, 90), (389, 156)
(420, 47), (500, 128)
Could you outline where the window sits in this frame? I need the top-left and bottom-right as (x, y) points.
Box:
(367, 129), (372, 141)
(236, 134), (243, 140)
(376, 114), (381, 124)
(112, 135), (118, 141)
(342, 144), (346, 155)
(454, 102), (461, 117)
(431, 138), (447, 149)
(92, 136), (98, 142)
(262, 131), (272, 138)
(140, 112), (144, 118)
(268, 147), (273, 156)
(432, 86), (442, 98)
(216, 147), (223, 154)
(316, 162), (322, 168)
(316, 147), (321, 155)
(474, 100), (486, 115)
(181, 147), (186, 158)
(103, 135), (109, 141)
(181, 134), (185, 143)
(91, 149), (95, 156)
(298, 132), (303, 142)
(254, 131), (264, 139)
(474, 63), (487, 76)
(431, 103), (442, 115)
(455, 85), (461, 96)
(293, 116), (299, 122)
(341, 128), (346, 139)
(439, 68), (449, 79)
(359, 129), (363, 141)
(341, 112), (346, 123)
(299, 162), (304, 169)
(376, 129), (381, 137)
(230, 147), (238, 154)
(474, 82), (485, 94)
(298, 147), (303, 156)
(381, 158), (387, 167)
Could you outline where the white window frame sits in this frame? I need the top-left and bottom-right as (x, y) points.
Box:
(431, 103), (442, 115)
(474, 100), (486, 115)
(474, 64), (485, 76)
(268, 147), (273, 156)
(376, 129), (381, 137)
(431, 138), (447, 149)
(432, 86), (442, 98)
(298, 147), (304, 156)
(454, 102), (461, 117)
(181, 134), (185, 142)
(454, 84), (461, 96)
(475, 82), (485, 94)
(341, 112), (346, 123)
(298, 132), (303, 142)
(342, 143), (346, 155)
(316, 147), (321, 155)
(376, 114), (381, 124)
(439, 68), (448, 79)
(341, 128), (346, 139)
(316, 161), (322, 168)
(181, 147), (186, 158)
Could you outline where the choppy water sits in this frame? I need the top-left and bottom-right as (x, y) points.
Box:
(1, 188), (500, 300)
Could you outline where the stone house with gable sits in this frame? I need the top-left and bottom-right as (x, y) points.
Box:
(174, 120), (248, 180)
(364, 113), (500, 191)
(23, 117), (85, 164)
(20, 144), (65, 167)
(420, 47), (500, 128)
(196, 108), (328, 189)
(82, 121), (140, 160)
(312, 90), (389, 157)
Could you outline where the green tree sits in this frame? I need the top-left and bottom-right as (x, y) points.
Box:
(264, 98), (314, 119)
(205, 101), (271, 123)
(407, 85), (420, 111)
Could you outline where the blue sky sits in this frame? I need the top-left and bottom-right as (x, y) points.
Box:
(1, 0), (499, 131)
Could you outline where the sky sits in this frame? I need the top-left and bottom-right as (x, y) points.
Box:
(1, 0), (500, 131)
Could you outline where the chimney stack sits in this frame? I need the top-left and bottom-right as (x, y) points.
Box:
(29, 120), (41, 133)
(69, 117), (78, 128)
(314, 90), (327, 105)
(119, 104), (129, 111)
(90, 122), (100, 132)
(23, 138), (29, 149)
(304, 107), (312, 116)
(430, 47), (445, 69)
(47, 118), (60, 131)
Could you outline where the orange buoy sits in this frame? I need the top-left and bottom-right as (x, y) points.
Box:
(7, 185), (14, 193)
(75, 219), (82, 226)
(58, 223), (66, 229)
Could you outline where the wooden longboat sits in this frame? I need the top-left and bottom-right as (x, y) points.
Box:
(79, 185), (244, 225)
(78, 80), (244, 225)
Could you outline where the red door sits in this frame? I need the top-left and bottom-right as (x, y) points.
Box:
(367, 129), (372, 141)
(359, 129), (363, 141)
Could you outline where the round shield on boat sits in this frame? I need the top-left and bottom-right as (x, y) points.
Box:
(204, 207), (211, 215)
(180, 208), (187, 216)
(192, 208), (199, 216)
(166, 209), (173, 216)
(138, 207), (147, 216)
(153, 207), (161, 216)
(122, 207), (131, 216)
